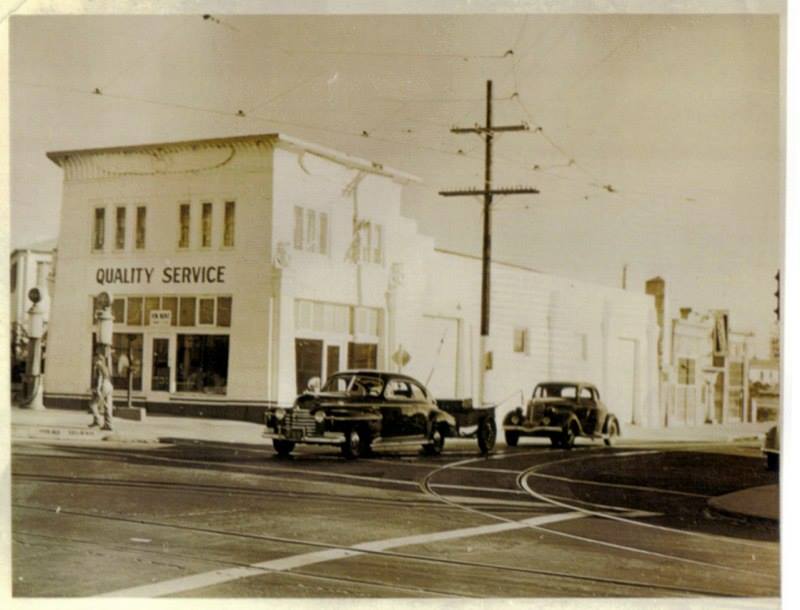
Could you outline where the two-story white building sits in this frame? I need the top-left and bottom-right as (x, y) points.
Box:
(44, 133), (660, 427)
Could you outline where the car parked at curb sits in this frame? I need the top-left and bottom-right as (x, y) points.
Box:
(502, 381), (620, 449)
(263, 370), (456, 459)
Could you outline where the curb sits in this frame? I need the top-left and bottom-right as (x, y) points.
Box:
(706, 498), (779, 524)
(12, 425), (162, 445)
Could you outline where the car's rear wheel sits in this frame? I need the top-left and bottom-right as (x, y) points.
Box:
(477, 417), (497, 454)
(604, 419), (619, 447)
(505, 430), (519, 447)
(341, 428), (365, 460)
(423, 426), (445, 456)
(560, 423), (578, 450)
(273, 439), (295, 457)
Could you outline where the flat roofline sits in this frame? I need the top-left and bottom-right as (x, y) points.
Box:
(45, 132), (420, 184)
(434, 248), (543, 275)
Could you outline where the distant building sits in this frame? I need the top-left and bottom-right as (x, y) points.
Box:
(43, 133), (659, 426)
(10, 239), (56, 388)
(10, 239), (56, 331)
(749, 358), (779, 386)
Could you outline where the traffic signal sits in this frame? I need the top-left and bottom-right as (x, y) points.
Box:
(774, 270), (780, 321)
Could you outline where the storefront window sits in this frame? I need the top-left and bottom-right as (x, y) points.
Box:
(144, 297), (160, 325)
(199, 297), (215, 325)
(348, 342), (377, 369)
(162, 297), (178, 326)
(179, 297), (196, 326)
(176, 334), (229, 394)
(127, 297), (143, 326)
(111, 333), (143, 391)
(217, 296), (232, 327)
(112, 298), (125, 324)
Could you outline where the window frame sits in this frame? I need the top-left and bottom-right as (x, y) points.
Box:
(92, 207), (106, 252)
(115, 206), (126, 250)
(223, 201), (236, 248)
(135, 206), (146, 250)
(178, 203), (191, 249)
(200, 202), (213, 248)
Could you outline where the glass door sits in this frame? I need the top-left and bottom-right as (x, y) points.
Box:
(151, 337), (171, 392)
(325, 344), (341, 380)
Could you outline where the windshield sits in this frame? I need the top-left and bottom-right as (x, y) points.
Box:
(322, 373), (385, 397)
(533, 384), (578, 399)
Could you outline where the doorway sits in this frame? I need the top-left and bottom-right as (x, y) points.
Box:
(151, 337), (170, 392)
(295, 338), (323, 394)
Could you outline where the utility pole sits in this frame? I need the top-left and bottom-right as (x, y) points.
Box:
(440, 80), (539, 406)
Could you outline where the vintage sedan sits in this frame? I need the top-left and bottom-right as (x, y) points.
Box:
(503, 381), (620, 449)
(264, 370), (457, 459)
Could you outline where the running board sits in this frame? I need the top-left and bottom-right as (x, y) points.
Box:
(372, 435), (428, 447)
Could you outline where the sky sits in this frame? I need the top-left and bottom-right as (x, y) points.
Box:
(8, 9), (783, 356)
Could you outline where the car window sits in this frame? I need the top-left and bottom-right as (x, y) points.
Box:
(324, 373), (384, 397)
(579, 386), (594, 400)
(408, 381), (428, 401)
(385, 379), (413, 400)
(534, 385), (577, 399)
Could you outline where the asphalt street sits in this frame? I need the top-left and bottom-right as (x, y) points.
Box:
(12, 437), (779, 599)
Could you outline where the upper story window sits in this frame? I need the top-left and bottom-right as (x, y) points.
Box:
(223, 201), (235, 247)
(178, 203), (190, 248)
(135, 206), (146, 249)
(354, 219), (383, 264)
(93, 208), (106, 251)
(10, 262), (17, 293)
(201, 202), (212, 248)
(115, 206), (126, 250)
(294, 205), (329, 255)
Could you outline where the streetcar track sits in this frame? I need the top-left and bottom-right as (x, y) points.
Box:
(517, 453), (778, 551)
(13, 502), (729, 597)
(13, 529), (461, 598)
(13, 472), (543, 513)
(418, 451), (777, 588)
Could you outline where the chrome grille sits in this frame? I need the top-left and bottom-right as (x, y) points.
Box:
(284, 409), (317, 435)
(532, 403), (546, 419)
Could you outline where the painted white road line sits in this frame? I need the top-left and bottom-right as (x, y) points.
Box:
(101, 510), (586, 597)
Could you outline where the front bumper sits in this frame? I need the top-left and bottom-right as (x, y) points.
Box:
(263, 429), (345, 445)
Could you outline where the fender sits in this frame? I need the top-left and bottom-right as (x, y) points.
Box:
(601, 414), (620, 435)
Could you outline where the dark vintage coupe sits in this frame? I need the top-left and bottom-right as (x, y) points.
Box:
(263, 370), (457, 459)
(502, 381), (620, 449)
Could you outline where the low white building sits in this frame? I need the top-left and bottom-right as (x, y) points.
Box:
(43, 133), (659, 427)
(10, 239), (56, 331)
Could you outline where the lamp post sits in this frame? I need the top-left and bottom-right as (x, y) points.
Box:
(24, 287), (46, 410)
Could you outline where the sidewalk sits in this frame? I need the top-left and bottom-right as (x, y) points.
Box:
(11, 405), (266, 446)
(708, 485), (779, 522)
(11, 406), (774, 447)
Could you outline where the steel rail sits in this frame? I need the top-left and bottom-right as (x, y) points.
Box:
(12, 503), (723, 598)
(418, 452), (776, 593)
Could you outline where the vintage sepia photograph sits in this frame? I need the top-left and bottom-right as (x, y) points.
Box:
(4, 0), (789, 606)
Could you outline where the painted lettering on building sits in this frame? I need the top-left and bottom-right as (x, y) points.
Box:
(96, 266), (226, 285)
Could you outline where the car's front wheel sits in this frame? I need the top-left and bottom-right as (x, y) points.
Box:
(423, 426), (445, 456)
(505, 430), (519, 447)
(477, 417), (497, 454)
(560, 423), (578, 450)
(273, 439), (295, 457)
(341, 428), (366, 460)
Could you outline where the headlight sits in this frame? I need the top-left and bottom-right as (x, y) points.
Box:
(274, 408), (286, 421)
(314, 410), (325, 424)
(510, 415), (519, 425)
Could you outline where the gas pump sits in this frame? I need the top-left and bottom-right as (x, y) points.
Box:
(95, 291), (114, 374)
(21, 287), (45, 410)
